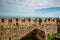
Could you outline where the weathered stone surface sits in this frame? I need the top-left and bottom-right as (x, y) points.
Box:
(0, 25), (57, 40)
(0, 18), (59, 40)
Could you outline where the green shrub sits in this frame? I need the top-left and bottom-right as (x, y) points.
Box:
(47, 33), (60, 40)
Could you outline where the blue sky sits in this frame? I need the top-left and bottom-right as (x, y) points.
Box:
(0, 0), (60, 18)
(35, 7), (60, 13)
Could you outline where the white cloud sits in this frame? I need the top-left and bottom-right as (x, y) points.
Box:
(0, 0), (60, 17)
(0, 0), (60, 11)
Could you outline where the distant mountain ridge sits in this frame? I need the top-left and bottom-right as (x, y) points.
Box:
(0, 16), (60, 18)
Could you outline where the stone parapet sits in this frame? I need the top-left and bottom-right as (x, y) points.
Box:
(0, 18), (58, 27)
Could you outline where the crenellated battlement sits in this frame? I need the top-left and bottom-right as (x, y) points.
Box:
(0, 18), (57, 27)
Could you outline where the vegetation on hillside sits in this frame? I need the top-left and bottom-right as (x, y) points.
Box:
(47, 33), (60, 40)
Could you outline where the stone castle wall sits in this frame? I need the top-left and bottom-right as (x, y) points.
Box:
(0, 18), (57, 27)
(0, 18), (58, 40)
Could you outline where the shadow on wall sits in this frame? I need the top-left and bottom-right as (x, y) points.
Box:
(58, 25), (60, 33)
(21, 29), (46, 40)
(57, 18), (60, 33)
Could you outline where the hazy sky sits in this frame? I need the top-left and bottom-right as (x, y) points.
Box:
(0, 0), (60, 18)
